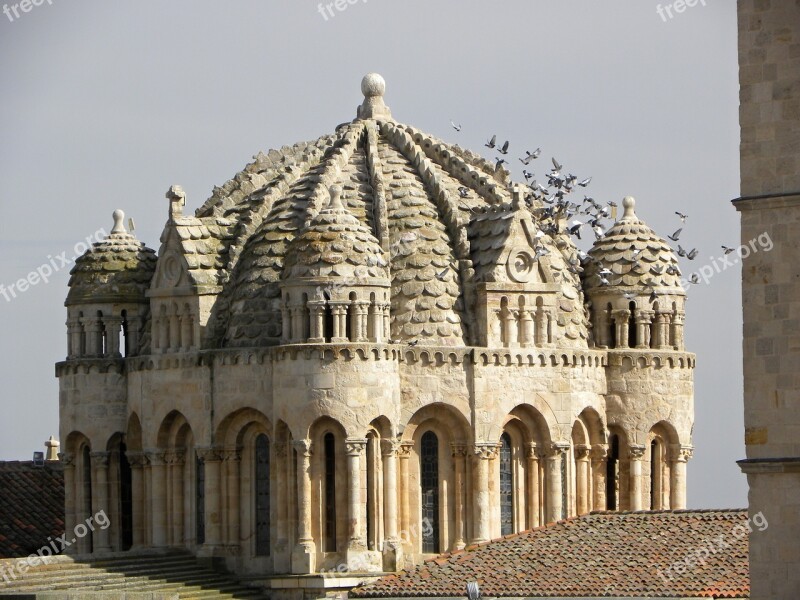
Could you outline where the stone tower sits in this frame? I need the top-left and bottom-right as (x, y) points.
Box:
(733, 1), (800, 597)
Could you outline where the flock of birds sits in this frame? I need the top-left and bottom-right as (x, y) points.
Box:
(447, 120), (736, 295)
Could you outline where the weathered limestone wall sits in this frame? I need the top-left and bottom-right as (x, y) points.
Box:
(736, 1), (800, 596)
(58, 364), (128, 447)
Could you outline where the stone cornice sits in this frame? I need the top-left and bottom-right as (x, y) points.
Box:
(737, 457), (800, 474)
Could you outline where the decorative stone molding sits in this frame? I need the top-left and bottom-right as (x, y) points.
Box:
(125, 451), (148, 468)
(628, 444), (647, 461)
(574, 445), (591, 460)
(525, 442), (542, 460)
(219, 447), (242, 462)
(345, 438), (368, 456)
(381, 439), (401, 457)
(58, 452), (75, 467)
(671, 444), (694, 463)
(196, 447), (222, 463)
(548, 442), (571, 458)
(89, 451), (110, 466)
(397, 441), (414, 458)
(164, 450), (186, 465)
(145, 450), (167, 466)
(590, 444), (609, 461)
(292, 439), (313, 458)
(451, 443), (468, 458)
(473, 442), (499, 460)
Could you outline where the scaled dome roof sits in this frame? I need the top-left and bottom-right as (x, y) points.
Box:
(282, 184), (389, 282)
(583, 197), (683, 292)
(66, 210), (157, 306)
(182, 74), (590, 347)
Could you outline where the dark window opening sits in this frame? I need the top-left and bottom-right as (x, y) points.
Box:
(420, 431), (440, 553)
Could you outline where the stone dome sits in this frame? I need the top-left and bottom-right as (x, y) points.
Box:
(66, 210), (157, 306)
(283, 184), (389, 281)
(185, 74), (589, 347)
(583, 197), (683, 293)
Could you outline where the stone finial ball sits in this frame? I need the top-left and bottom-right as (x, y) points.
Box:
(622, 196), (636, 210)
(113, 209), (125, 222)
(361, 73), (386, 97)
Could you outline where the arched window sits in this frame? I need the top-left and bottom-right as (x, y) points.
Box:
(255, 434), (270, 556)
(118, 441), (133, 550)
(196, 455), (205, 545)
(628, 301), (637, 348)
(324, 433), (336, 552)
(650, 439), (664, 510)
(82, 446), (93, 552)
(420, 431), (440, 553)
(606, 435), (619, 511)
(500, 433), (514, 535)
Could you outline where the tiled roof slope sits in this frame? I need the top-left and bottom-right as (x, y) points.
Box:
(0, 461), (65, 558)
(351, 510), (749, 598)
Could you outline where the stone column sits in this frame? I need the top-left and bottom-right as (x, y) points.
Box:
(451, 443), (467, 550)
(197, 447), (223, 554)
(180, 314), (193, 352)
(575, 445), (591, 516)
(634, 310), (653, 349)
(289, 304), (304, 343)
(503, 309), (517, 348)
(126, 452), (147, 548)
(370, 302), (383, 342)
(381, 440), (399, 542)
(345, 438), (368, 561)
(670, 445), (692, 510)
(519, 309), (534, 347)
(594, 310), (609, 348)
(60, 453), (77, 554)
(357, 302), (371, 342)
(280, 304), (290, 344)
(166, 450), (186, 546)
(147, 450), (168, 548)
(628, 445), (646, 511)
(546, 309), (557, 344)
(89, 451), (112, 552)
(272, 443), (289, 570)
(126, 316), (141, 356)
(169, 310), (180, 352)
(82, 317), (103, 357)
(591, 444), (608, 511)
(307, 301), (326, 343)
(66, 317), (83, 359)
(671, 312), (685, 350)
(105, 317), (123, 358)
(330, 303), (349, 343)
(397, 442), (413, 551)
(381, 303), (391, 342)
(534, 307), (547, 347)
(526, 443), (540, 528)
(291, 439), (315, 574)
(158, 312), (169, 353)
(471, 443), (498, 544)
(222, 447), (241, 551)
(613, 309), (631, 349)
(545, 443), (569, 523)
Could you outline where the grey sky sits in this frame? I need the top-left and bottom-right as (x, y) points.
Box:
(0, 0), (746, 508)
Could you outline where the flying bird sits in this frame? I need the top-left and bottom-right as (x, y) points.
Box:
(520, 148), (541, 164)
(721, 245), (735, 254)
(450, 120), (462, 131)
(578, 176), (592, 187)
(485, 134), (497, 149)
(498, 140), (510, 155)
(686, 248), (699, 260)
(552, 157), (563, 171)
(675, 211), (689, 222)
(495, 158), (508, 170)
(668, 228), (682, 242)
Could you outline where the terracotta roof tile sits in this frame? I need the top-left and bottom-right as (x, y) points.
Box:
(351, 510), (750, 598)
(0, 461), (64, 558)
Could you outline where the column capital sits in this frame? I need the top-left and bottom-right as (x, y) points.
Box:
(164, 450), (186, 465)
(473, 442), (499, 460)
(526, 442), (543, 459)
(628, 444), (647, 460)
(547, 442), (571, 458)
(574, 444), (591, 460)
(451, 442), (468, 458)
(125, 451), (148, 468)
(196, 446), (222, 463)
(381, 439), (401, 457)
(611, 308), (631, 320)
(345, 438), (368, 456)
(219, 446), (242, 462)
(58, 452), (75, 467)
(145, 449), (168, 466)
(89, 451), (110, 466)
(671, 444), (694, 462)
(397, 441), (414, 458)
(634, 309), (655, 323)
(292, 438), (313, 458)
(590, 444), (609, 461)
